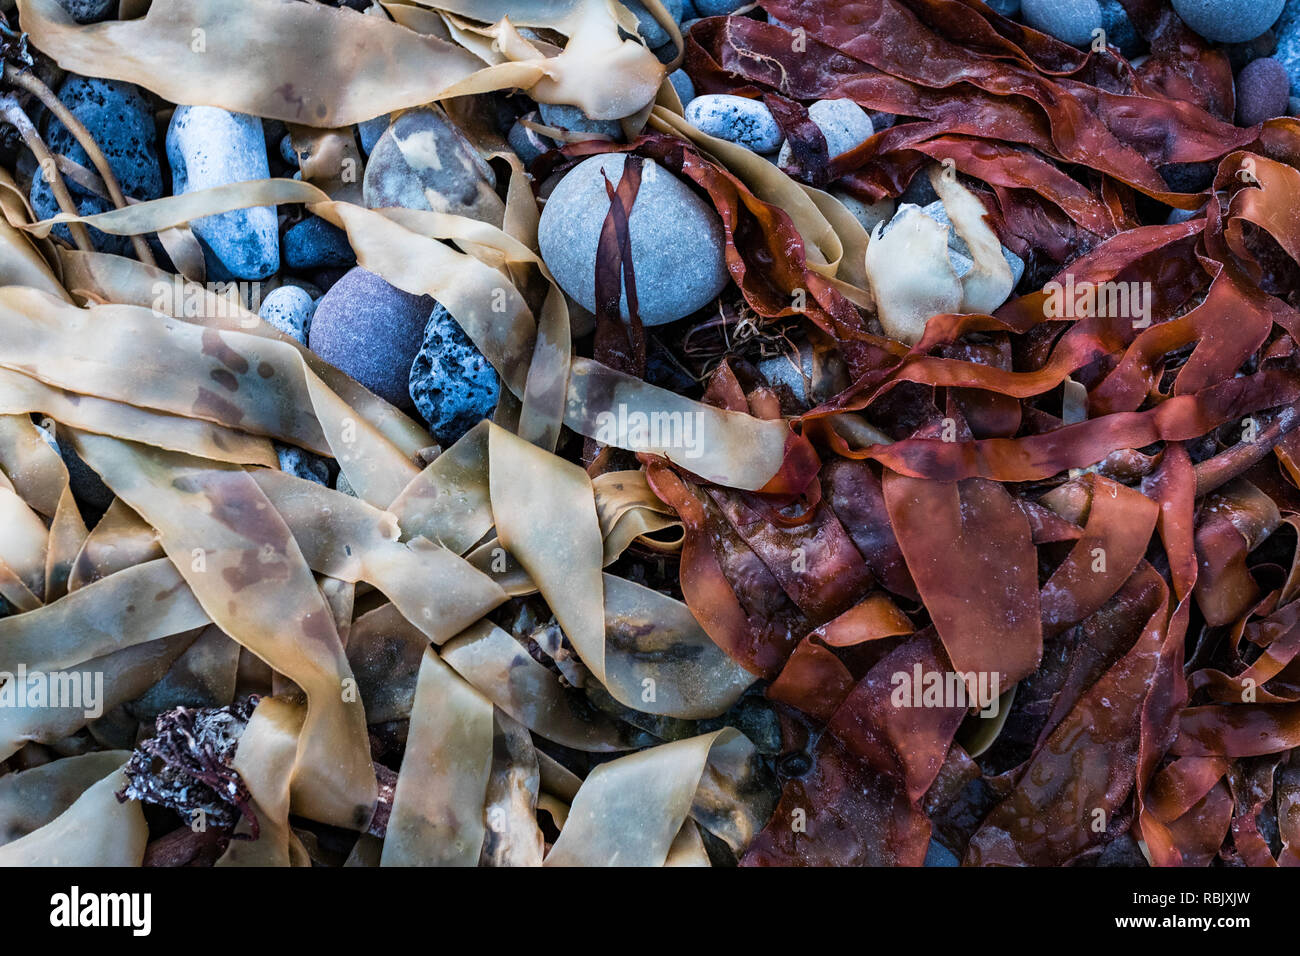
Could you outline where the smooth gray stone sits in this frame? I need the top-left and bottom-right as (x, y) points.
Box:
(1171, 0), (1284, 44)
(777, 98), (874, 165)
(362, 107), (504, 227)
(508, 112), (554, 165)
(921, 199), (1026, 286)
(166, 105), (278, 280)
(669, 69), (696, 105)
(1277, 0), (1300, 96)
(537, 102), (622, 139)
(258, 285), (315, 344)
(1022, 0), (1104, 47)
(538, 153), (729, 326)
(58, 0), (116, 23)
(276, 444), (330, 486)
(684, 94), (782, 152)
(358, 113), (390, 155)
(623, 0), (683, 48)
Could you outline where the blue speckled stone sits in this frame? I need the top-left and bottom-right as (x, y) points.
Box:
(684, 94), (782, 152)
(409, 304), (500, 447)
(258, 285), (315, 344)
(1237, 56), (1291, 125)
(537, 103), (622, 139)
(276, 444), (330, 485)
(59, 0), (116, 23)
(1099, 0), (1143, 57)
(1273, 0), (1300, 95)
(30, 75), (162, 256)
(283, 215), (356, 271)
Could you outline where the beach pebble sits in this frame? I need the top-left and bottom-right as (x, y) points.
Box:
(668, 69), (696, 105)
(258, 285), (315, 344)
(1236, 56), (1291, 125)
(836, 191), (896, 234)
(623, 0), (683, 48)
(279, 133), (297, 167)
(924, 840), (961, 867)
(508, 112), (554, 165)
(58, 0), (116, 22)
(31, 76), (162, 256)
(538, 154), (729, 326)
(283, 215), (356, 271)
(776, 98), (874, 166)
(357, 114), (390, 155)
(1276, 0), (1300, 96)
(695, 0), (745, 13)
(922, 199), (1026, 286)
(362, 107), (504, 227)
(537, 102), (622, 139)
(308, 267), (435, 409)
(987, 0), (1021, 15)
(684, 94), (782, 152)
(166, 106), (279, 280)
(1171, 0), (1284, 44)
(409, 304), (501, 447)
(1021, 0), (1104, 48)
(1291, 96), (1300, 115)
(276, 444), (330, 486)
(61, 444), (114, 514)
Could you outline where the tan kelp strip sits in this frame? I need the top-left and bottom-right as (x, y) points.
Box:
(0, 763), (147, 866)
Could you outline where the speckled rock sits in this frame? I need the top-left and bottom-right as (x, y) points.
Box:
(987, 0), (1021, 15)
(1237, 56), (1291, 125)
(307, 267), (435, 409)
(684, 94), (782, 152)
(409, 304), (500, 447)
(1276, 0), (1300, 96)
(58, 0), (116, 23)
(166, 106), (278, 280)
(538, 154), (729, 325)
(279, 133), (297, 166)
(258, 285), (315, 344)
(1171, 0), (1284, 44)
(508, 112), (554, 165)
(276, 444), (330, 486)
(669, 69), (696, 105)
(624, 0), (684, 48)
(31, 76), (162, 256)
(362, 107), (504, 227)
(1022, 0), (1104, 48)
(283, 216), (355, 271)
(537, 103), (622, 139)
(776, 98), (874, 166)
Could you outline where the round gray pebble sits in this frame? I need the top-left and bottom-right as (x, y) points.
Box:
(777, 98), (874, 166)
(668, 69), (696, 105)
(508, 112), (555, 165)
(684, 94), (782, 152)
(1171, 0), (1284, 44)
(537, 102), (622, 139)
(695, 0), (745, 13)
(258, 285), (315, 344)
(409, 304), (501, 447)
(276, 444), (330, 486)
(623, 0), (683, 48)
(58, 0), (116, 23)
(538, 153), (729, 326)
(1022, 0), (1104, 48)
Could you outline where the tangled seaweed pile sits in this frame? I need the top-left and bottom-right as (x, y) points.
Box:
(0, 0), (1299, 867)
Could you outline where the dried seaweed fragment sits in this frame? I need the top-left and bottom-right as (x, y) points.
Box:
(118, 697), (259, 836)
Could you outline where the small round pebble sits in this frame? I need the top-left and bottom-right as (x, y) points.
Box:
(537, 103), (622, 139)
(357, 114), (390, 155)
(308, 267), (435, 409)
(1171, 0), (1284, 44)
(684, 94), (782, 153)
(834, 191), (896, 234)
(409, 304), (501, 447)
(538, 154), (729, 326)
(279, 133), (297, 167)
(987, 0), (1021, 15)
(777, 98), (874, 166)
(1099, 0), (1143, 58)
(258, 285), (316, 344)
(1276, 0), (1300, 100)
(1022, 0), (1104, 48)
(1236, 56), (1291, 125)
(668, 69), (695, 105)
(623, 0), (683, 48)
(283, 216), (356, 271)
